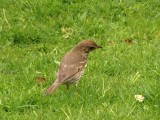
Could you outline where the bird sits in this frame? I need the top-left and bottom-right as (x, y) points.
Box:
(45, 40), (102, 95)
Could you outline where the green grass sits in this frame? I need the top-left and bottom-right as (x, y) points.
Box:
(0, 0), (160, 119)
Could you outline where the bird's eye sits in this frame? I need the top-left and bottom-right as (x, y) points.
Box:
(90, 47), (95, 50)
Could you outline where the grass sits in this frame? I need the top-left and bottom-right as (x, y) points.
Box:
(0, 0), (160, 119)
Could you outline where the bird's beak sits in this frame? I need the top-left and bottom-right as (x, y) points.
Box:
(96, 45), (102, 48)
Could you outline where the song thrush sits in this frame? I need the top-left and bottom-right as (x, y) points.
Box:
(45, 40), (102, 95)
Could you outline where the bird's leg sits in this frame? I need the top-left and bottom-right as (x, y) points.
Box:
(66, 84), (69, 90)
(74, 83), (78, 92)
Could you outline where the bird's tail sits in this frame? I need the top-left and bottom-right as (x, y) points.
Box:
(45, 81), (61, 95)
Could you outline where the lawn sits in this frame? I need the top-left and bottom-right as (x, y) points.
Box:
(0, 0), (160, 119)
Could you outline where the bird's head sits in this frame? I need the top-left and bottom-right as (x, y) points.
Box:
(74, 40), (102, 54)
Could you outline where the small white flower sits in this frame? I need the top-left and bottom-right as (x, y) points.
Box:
(135, 95), (145, 102)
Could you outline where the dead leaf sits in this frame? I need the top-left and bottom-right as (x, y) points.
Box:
(107, 41), (116, 46)
(124, 39), (134, 44)
(35, 76), (46, 84)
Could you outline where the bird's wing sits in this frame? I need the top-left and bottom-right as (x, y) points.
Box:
(57, 51), (86, 83)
